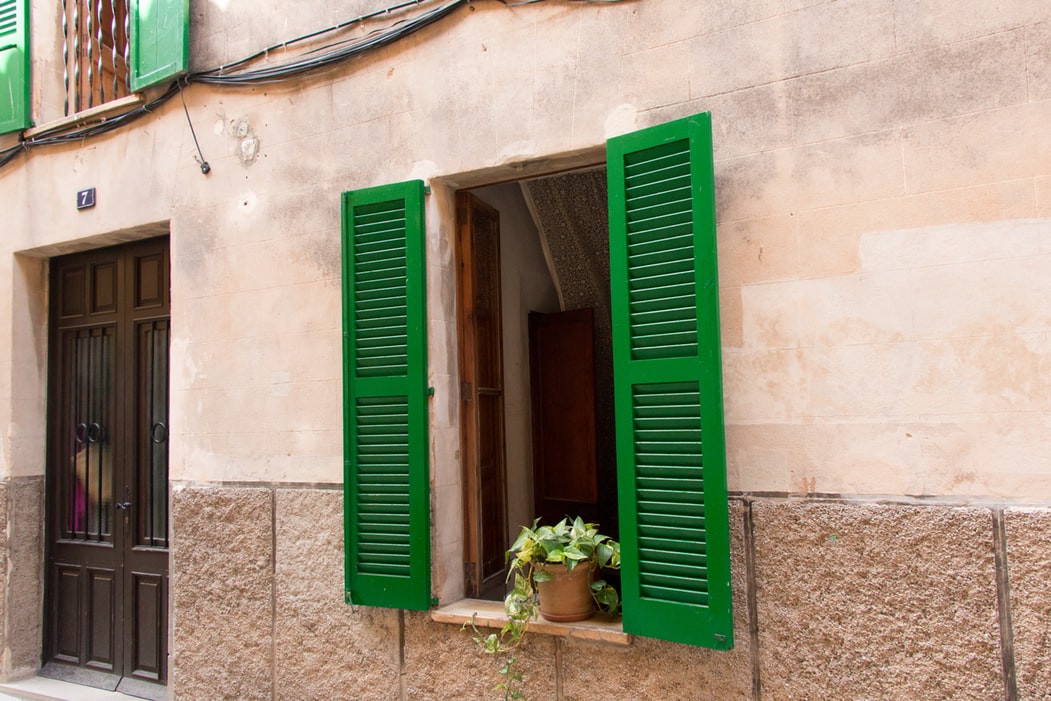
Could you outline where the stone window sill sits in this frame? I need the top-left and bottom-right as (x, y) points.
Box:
(25, 95), (146, 138)
(431, 599), (631, 646)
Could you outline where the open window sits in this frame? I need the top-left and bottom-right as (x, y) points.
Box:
(456, 172), (616, 603)
(342, 113), (733, 649)
(60, 0), (189, 115)
(0, 0), (189, 134)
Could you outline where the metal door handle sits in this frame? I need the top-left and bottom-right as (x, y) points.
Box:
(115, 501), (133, 510)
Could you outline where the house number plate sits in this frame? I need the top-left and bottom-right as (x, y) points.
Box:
(76, 187), (96, 210)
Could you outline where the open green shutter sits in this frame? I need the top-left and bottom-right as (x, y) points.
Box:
(129, 0), (188, 91)
(0, 0), (29, 134)
(342, 180), (430, 610)
(608, 112), (732, 649)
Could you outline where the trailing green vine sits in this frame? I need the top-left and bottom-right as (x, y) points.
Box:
(464, 518), (622, 700)
(464, 571), (537, 700)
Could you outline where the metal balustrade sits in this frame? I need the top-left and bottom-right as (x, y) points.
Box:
(62, 0), (130, 115)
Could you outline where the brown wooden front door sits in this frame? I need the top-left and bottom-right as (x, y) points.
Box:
(44, 239), (170, 696)
(457, 191), (509, 600)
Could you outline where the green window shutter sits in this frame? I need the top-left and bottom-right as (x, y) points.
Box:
(0, 0), (30, 134)
(129, 0), (188, 91)
(607, 112), (733, 649)
(342, 180), (430, 610)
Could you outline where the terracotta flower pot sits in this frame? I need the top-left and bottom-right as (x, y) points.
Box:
(536, 563), (594, 622)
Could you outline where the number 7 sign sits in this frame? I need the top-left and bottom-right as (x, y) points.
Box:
(76, 188), (96, 210)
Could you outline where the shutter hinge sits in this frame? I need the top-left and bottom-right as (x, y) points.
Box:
(430, 596), (440, 607)
(427, 386), (435, 397)
(424, 185), (432, 195)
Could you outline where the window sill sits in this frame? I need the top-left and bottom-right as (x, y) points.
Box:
(25, 95), (145, 138)
(431, 599), (631, 646)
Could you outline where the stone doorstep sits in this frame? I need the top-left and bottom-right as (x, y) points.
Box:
(0, 676), (154, 701)
(432, 598), (632, 646)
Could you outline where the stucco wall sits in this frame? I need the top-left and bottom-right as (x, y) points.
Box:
(3, 0), (1048, 494)
(2, 0), (1050, 698)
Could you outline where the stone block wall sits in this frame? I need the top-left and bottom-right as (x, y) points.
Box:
(170, 487), (274, 700)
(0, 478), (43, 681)
(169, 485), (1051, 700)
(753, 502), (1002, 698)
(1005, 510), (1051, 699)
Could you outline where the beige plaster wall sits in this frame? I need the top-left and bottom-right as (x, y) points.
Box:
(4, 0), (1048, 499)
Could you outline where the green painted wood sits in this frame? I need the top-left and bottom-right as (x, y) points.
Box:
(608, 112), (733, 650)
(129, 0), (188, 91)
(342, 180), (430, 610)
(0, 0), (30, 134)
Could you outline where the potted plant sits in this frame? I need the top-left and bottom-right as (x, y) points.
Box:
(465, 517), (620, 700)
(506, 516), (621, 621)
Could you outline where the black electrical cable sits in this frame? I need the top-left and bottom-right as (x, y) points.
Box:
(204, 0), (446, 75)
(0, 80), (181, 167)
(0, 144), (21, 168)
(192, 0), (466, 85)
(0, 0), (463, 168)
(179, 85), (211, 174)
(0, 0), (627, 170)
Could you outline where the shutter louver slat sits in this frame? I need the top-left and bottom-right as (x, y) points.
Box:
(624, 142), (699, 361)
(0, 0), (16, 36)
(633, 382), (710, 607)
(353, 200), (409, 380)
(355, 395), (411, 578)
(610, 112), (733, 649)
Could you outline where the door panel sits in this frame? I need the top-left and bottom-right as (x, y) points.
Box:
(54, 566), (82, 661)
(46, 239), (170, 689)
(131, 571), (164, 678)
(135, 319), (170, 549)
(528, 309), (600, 526)
(61, 325), (117, 541)
(457, 191), (509, 600)
(88, 569), (116, 669)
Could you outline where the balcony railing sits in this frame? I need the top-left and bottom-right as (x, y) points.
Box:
(62, 0), (131, 115)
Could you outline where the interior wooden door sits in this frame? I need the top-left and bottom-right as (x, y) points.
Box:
(456, 191), (509, 600)
(528, 308), (599, 525)
(44, 239), (170, 698)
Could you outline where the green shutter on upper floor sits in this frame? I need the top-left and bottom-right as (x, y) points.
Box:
(0, 0), (29, 134)
(607, 112), (733, 649)
(129, 0), (188, 91)
(342, 180), (431, 611)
